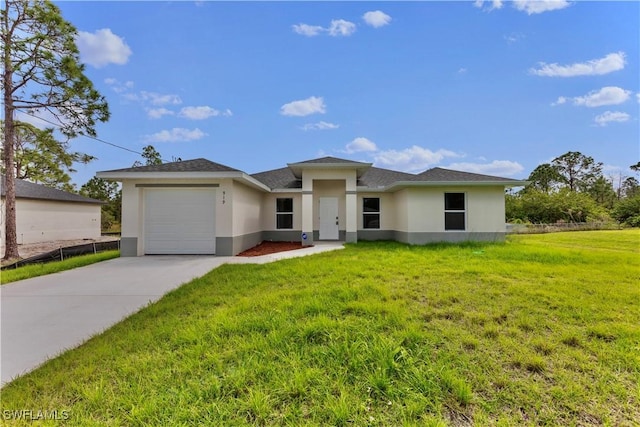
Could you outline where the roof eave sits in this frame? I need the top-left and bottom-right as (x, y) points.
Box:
(286, 162), (373, 179)
(270, 188), (303, 193)
(96, 171), (271, 192)
(383, 180), (529, 192)
(9, 195), (105, 204)
(237, 173), (271, 192)
(97, 171), (243, 180)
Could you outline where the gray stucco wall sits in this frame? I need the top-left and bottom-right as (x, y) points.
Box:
(394, 231), (506, 244)
(120, 237), (138, 257)
(357, 230), (396, 241)
(216, 231), (263, 256)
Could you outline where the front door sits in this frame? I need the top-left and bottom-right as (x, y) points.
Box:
(319, 197), (339, 240)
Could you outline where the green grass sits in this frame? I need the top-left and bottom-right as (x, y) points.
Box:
(0, 250), (120, 284)
(1, 230), (638, 425)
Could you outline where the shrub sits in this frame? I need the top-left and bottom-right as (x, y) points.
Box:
(612, 195), (640, 226)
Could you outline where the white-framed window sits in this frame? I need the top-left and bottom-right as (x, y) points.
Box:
(444, 193), (465, 231)
(276, 198), (293, 229)
(363, 197), (380, 229)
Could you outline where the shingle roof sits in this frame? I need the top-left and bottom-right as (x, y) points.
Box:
(251, 167), (302, 189)
(1, 176), (104, 204)
(98, 156), (523, 190)
(357, 167), (417, 188)
(291, 156), (371, 165)
(249, 162), (522, 190)
(415, 167), (519, 183)
(100, 158), (240, 173)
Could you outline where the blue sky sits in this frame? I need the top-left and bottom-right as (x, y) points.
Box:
(32, 1), (640, 185)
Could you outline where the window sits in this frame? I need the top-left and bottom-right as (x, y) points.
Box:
(444, 193), (465, 231)
(276, 198), (293, 229)
(363, 198), (380, 229)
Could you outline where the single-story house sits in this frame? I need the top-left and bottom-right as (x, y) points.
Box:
(97, 156), (526, 256)
(1, 176), (103, 252)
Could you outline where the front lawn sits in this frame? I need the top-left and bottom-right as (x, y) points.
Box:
(0, 250), (120, 285)
(1, 231), (638, 425)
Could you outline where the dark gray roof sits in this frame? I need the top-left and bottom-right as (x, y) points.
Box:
(251, 167), (301, 189)
(290, 156), (371, 165)
(250, 162), (521, 190)
(1, 176), (104, 204)
(99, 156), (522, 190)
(100, 158), (240, 173)
(415, 167), (518, 183)
(357, 167), (417, 188)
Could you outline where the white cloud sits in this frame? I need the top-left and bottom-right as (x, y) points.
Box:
(373, 146), (461, 173)
(473, 0), (503, 12)
(76, 28), (132, 68)
(147, 108), (174, 119)
(345, 137), (378, 153)
(328, 19), (357, 37)
(292, 23), (324, 37)
(458, 68), (468, 74)
(572, 86), (631, 107)
(363, 11), (392, 28)
(105, 78), (134, 93)
(504, 32), (524, 44)
(293, 19), (357, 37)
(447, 160), (524, 177)
(637, 93), (640, 103)
(144, 128), (207, 143)
(178, 106), (232, 120)
(125, 91), (182, 106)
(551, 96), (568, 106)
(512, 0), (571, 14)
(280, 96), (326, 117)
(553, 87), (631, 108)
(300, 121), (339, 131)
(530, 52), (626, 77)
(594, 111), (630, 127)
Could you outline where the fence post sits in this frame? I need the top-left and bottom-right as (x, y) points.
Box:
(93, 242), (97, 254)
(59, 247), (64, 261)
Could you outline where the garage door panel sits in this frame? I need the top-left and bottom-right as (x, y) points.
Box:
(144, 188), (216, 254)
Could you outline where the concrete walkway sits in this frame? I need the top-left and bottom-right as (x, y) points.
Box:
(0, 243), (343, 386)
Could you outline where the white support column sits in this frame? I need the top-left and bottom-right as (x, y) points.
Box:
(345, 191), (357, 243)
(120, 181), (142, 256)
(301, 191), (314, 246)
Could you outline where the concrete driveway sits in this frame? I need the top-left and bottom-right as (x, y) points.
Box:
(0, 243), (343, 386)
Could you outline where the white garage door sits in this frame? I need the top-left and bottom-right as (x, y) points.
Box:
(144, 188), (216, 254)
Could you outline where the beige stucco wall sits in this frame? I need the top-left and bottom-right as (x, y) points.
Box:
(261, 192), (302, 231)
(120, 178), (231, 255)
(301, 170), (356, 191)
(405, 186), (506, 233)
(466, 186), (506, 232)
(0, 198), (100, 251)
(356, 193), (397, 230)
(230, 181), (263, 237)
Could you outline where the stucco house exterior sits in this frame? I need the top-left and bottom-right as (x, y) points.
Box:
(1, 176), (103, 253)
(97, 156), (526, 256)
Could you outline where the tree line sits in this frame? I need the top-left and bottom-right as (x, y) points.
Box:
(507, 151), (640, 227)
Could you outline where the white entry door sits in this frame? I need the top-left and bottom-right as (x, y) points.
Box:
(319, 197), (339, 240)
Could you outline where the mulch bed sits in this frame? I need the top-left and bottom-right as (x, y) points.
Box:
(237, 241), (310, 257)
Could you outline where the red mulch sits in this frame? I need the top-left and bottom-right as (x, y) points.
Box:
(237, 241), (310, 257)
